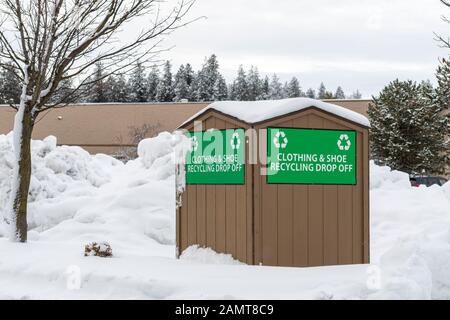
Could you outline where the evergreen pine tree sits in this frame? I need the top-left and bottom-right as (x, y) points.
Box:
(306, 88), (316, 99)
(128, 61), (148, 102)
(213, 74), (228, 101)
(247, 66), (262, 101)
(317, 82), (328, 99)
(114, 74), (129, 102)
(189, 71), (200, 102)
(227, 83), (235, 100)
(0, 65), (21, 104)
(196, 54), (222, 101)
(269, 74), (283, 100)
(286, 77), (302, 98)
(232, 65), (249, 101)
(259, 76), (270, 100)
(174, 65), (190, 101)
(104, 76), (117, 102)
(436, 57), (450, 113)
(156, 61), (174, 102)
(89, 62), (108, 103)
(368, 79), (448, 174)
(147, 66), (160, 102)
(51, 76), (75, 104)
(351, 90), (362, 99)
(335, 86), (346, 99)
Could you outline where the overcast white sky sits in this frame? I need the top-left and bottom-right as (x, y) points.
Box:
(160, 0), (449, 98)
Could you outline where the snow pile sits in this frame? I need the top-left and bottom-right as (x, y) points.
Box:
(137, 131), (190, 181)
(180, 245), (243, 265)
(369, 161), (411, 190)
(0, 133), (113, 235)
(181, 98), (370, 127)
(369, 162), (450, 299)
(1, 132), (450, 299)
(0, 132), (184, 248)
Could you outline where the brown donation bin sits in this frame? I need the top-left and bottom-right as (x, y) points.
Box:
(177, 99), (370, 267)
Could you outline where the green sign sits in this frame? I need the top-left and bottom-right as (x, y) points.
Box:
(186, 129), (245, 185)
(267, 128), (356, 185)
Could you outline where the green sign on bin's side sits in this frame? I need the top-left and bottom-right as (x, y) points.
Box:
(185, 129), (245, 185)
(267, 128), (356, 185)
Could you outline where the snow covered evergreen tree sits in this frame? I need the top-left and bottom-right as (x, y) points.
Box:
(51, 76), (76, 104)
(259, 76), (271, 100)
(306, 88), (316, 99)
(213, 74), (228, 101)
(247, 66), (262, 100)
(436, 57), (450, 113)
(335, 86), (346, 99)
(189, 71), (200, 102)
(269, 74), (283, 100)
(174, 65), (190, 101)
(128, 62), (148, 102)
(368, 79), (448, 174)
(232, 65), (249, 101)
(184, 63), (196, 101)
(114, 74), (130, 103)
(350, 90), (362, 99)
(195, 54), (222, 101)
(156, 61), (175, 102)
(0, 65), (21, 104)
(89, 62), (108, 103)
(285, 77), (302, 98)
(147, 66), (160, 102)
(317, 82), (327, 99)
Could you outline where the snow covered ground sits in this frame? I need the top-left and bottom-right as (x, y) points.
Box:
(1, 132), (450, 299)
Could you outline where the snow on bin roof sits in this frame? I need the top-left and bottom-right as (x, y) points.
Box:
(180, 98), (370, 128)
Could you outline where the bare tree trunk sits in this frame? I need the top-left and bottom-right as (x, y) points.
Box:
(11, 103), (33, 242)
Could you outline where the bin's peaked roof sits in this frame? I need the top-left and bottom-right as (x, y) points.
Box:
(179, 98), (370, 128)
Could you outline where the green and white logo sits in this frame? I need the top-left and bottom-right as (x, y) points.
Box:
(337, 134), (351, 151)
(230, 132), (241, 150)
(273, 130), (288, 149)
(190, 136), (199, 151)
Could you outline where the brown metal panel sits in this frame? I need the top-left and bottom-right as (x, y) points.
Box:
(323, 185), (338, 265)
(204, 117), (216, 249)
(276, 119), (293, 267)
(338, 185), (353, 264)
(225, 120), (237, 255)
(225, 184), (236, 254)
(322, 119), (345, 265)
(187, 185), (197, 245)
(306, 115), (324, 266)
(259, 125), (278, 266)
(261, 182), (278, 265)
(363, 129), (370, 263)
(236, 179), (246, 262)
(214, 118), (227, 253)
(352, 132), (364, 263)
(196, 185), (206, 247)
(292, 184), (308, 266)
(291, 117), (309, 267)
(181, 191), (188, 252)
(278, 184), (293, 266)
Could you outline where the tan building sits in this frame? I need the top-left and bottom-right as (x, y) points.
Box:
(0, 99), (371, 155)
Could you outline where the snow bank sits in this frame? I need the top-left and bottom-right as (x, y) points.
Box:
(369, 161), (450, 299)
(0, 132), (182, 248)
(1, 132), (450, 299)
(180, 245), (243, 265)
(180, 98), (370, 127)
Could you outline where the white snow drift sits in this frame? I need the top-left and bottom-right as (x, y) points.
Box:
(0, 132), (450, 299)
